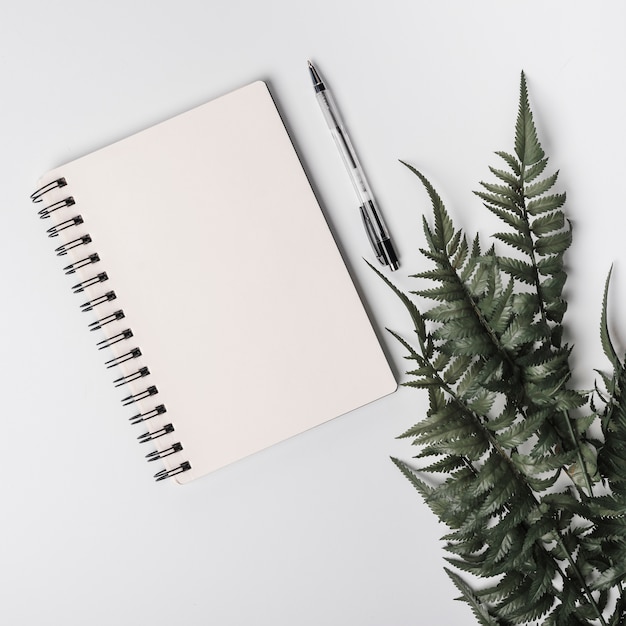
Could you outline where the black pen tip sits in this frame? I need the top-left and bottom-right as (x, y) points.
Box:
(307, 60), (324, 91)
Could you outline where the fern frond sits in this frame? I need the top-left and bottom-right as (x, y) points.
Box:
(515, 72), (544, 166)
(498, 258), (535, 285)
(531, 211), (565, 235)
(534, 227), (572, 256)
(445, 568), (503, 625)
(495, 150), (521, 176)
(481, 202), (526, 231)
(526, 192), (566, 216)
(523, 158), (548, 183)
(488, 166), (520, 188)
(524, 171), (559, 198)
(401, 161), (454, 252)
(600, 268), (620, 370)
(385, 73), (626, 625)
(493, 232), (533, 255)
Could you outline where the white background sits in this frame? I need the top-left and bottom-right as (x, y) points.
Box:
(2, 2), (626, 624)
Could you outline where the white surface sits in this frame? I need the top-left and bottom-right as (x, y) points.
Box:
(3, 1), (626, 624)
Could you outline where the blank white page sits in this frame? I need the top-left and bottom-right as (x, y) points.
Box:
(36, 81), (397, 484)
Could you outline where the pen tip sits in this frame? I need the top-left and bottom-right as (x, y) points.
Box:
(307, 60), (324, 90)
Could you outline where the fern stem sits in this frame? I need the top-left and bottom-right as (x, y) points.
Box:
(561, 409), (594, 497)
(446, 258), (518, 373)
(443, 246), (597, 501)
(417, 342), (607, 623)
(517, 172), (598, 499)
(552, 533), (608, 626)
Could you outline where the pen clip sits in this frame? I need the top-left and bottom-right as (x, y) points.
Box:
(359, 203), (385, 265)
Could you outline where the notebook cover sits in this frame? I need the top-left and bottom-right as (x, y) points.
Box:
(35, 81), (397, 483)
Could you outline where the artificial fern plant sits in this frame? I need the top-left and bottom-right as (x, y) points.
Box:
(375, 74), (626, 625)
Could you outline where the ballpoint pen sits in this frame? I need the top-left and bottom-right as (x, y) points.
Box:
(308, 60), (399, 271)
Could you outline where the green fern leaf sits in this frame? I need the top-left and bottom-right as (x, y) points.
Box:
(540, 270), (567, 297)
(485, 281), (514, 335)
(478, 472), (518, 516)
(495, 150), (522, 176)
(475, 190), (522, 215)
(406, 365), (436, 377)
(456, 360), (487, 398)
(544, 297), (568, 324)
(483, 203), (527, 232)
(531, 211), (565, 235)
(386, 329), (421, 361)
(480, 180), (521, 203)
(523, 157), (548, 183)
(367, 262), (426, 342)
(442, 354), (474, 384)
(414, 283), (467, 302)
(424, 299), (472, 323)
(467, 390), (496, 415)
(536, 254), (563, 276)
(484, 402), (517, 432)
(499, 258), (535, 285)
(496, 410), (550, 449)
(590, 562), (626, 592)
(415, 419), (476, 447)
(478, 572), (525, 605)
(510, 292), (538, 321)
(600, 268), (621, 369)
(493, 232), (533, 255)
(521, 350), (570, 382)
(467, 263), (493, 299)
(411, 267), (457, 282)
(419, 247), (449, 265)
(488, 166), (521, 188)
(515, 72), (545, 166)
(434, 435), (491, 461)
(420, 455), (467, 473)
(451, 234), (469, 269)
(444, 568), (503, 626)
(572, 413), (596, 436)
(583, 494), (626, 519)
(432, 351), (452, 371)
(534, 228), (572, 256)
(403, 402), (460, 439)
(434, 318), (484, 341)
(446, 335), (495, 358)
(385, 73), (626, 625)
(511, 449), (577, 475)
(492, 529), (518, 565)
(404, 379), (440, 389)
(390, 456), (433, 499)
(460, 235), (483, 282)
(526, 192), (566, 216)
(526, 472), (562, 491)
(401, 162), (454, 251)
(524, 171), (559, 198)
(447, 229), (463, 258)
(507, 593), (555, 623)
(499, 318), (539, 351)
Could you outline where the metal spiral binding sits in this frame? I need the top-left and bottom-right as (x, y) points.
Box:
(154, 462), (191, 482)
(30, 179), (191, 482)
(64, 253), (100, 275)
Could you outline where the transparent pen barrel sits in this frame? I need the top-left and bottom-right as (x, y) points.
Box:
(318, 90), (391, 240)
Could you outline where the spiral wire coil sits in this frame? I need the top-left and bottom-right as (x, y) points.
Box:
(31, 178), (191, 482)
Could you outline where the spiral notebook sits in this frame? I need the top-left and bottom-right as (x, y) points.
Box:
(30, 81), (397, 484)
